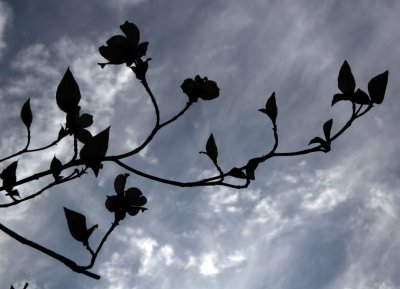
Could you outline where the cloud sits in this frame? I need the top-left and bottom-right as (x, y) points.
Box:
(0, 0), (11, 59)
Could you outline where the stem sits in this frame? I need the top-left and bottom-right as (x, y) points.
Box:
(0, 222), (100, 279)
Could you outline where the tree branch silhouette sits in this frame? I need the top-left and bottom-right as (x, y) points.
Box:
(0, 21), (388, 281)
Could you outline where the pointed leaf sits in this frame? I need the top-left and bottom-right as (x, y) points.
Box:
(264, 92), (278, 123)
(352, 89), (371, 105)
(338, 60), (355, 94)
(114, 173), (129, 195)
(323, 119), (333, 141)
(0, 161), (18, 192)
(64, 207), (88, 243)
(368, 70), (388, 104)
(205, 134), (218, 163)
(331, 93), (351, 106)
(246, 158), (260, 180)
(75, 128), (93, 144)
(86, 224), (98, 240)
(80, 127), (110, 161)
(56, 68), (81, 113)
(308, 137), (326, 146)
(20, 99), (33, 129)
(50, 156), (63, 180)
(227, 167), (247, 179)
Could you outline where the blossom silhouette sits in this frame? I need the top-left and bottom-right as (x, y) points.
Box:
(181, 75), (220, 102)
(105, 174), (147, 220)
(98, 21), (149, 68)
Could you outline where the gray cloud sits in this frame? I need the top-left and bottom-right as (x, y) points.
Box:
(1, 0), (400, 289)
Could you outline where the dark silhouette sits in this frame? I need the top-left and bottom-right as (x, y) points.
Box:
(0, 21), (388, 281)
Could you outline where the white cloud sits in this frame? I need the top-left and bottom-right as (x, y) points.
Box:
(199, 252), (219, 276)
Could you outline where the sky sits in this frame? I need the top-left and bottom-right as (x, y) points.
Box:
(0, 0), (400, 288)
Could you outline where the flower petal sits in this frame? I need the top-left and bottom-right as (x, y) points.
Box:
(120, 21), (140, 46)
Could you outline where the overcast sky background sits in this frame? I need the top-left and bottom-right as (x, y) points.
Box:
(0, 0), (400, 288)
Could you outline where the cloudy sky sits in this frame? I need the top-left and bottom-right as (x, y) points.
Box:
(1, 0), (400, 288)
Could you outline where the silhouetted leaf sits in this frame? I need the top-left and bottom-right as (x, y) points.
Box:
(131, 58), (150, 81)
(50, 156), (62, 180)
(323, 119), (333, 141)
(205, 134), (218, 163)
(331, 93), (351, 106)
(86, 224), (98, 241)
(246, 158), (260, 180)
(20, 99), (32, 129)
(80, 127), (110, 176)
(64, 207), (88, 243)
(0, 161), (18, 192)
(75, 129), (92, 144)
(368, 70), (388, 104)
(352, 89), (370, 105)
(308, 137), (330, 151)
(58, 126), (68, 140)
(261, 92), (278, 123)
(114, 173), (129, 195)
(338, 60), (355, 94)
(56, 68), (81, 113)
(308, 137), (326, 146)
(227, 167), (247, 179)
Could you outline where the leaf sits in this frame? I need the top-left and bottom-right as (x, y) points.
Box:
(352, 89), (370, 105)
(64, 207), (88, 243)
(263, 92), (278, 123)
(56, 68), (81, 113)
(338, 60), (356, 94)
(114, 173), (129, 195)
(246, 158), (260, 180)
(368, 70), (388, 104)
(308, 137), (326, 146)
(58, 126), (68, 140)
(227, 167), (247, 179)
(86, 224), (98, 241)
(75, 128), (92, 144)
(20, 99), (33, 129)
(323, 119), (333, 141)
(205, 134), (218, 164)
(0, 161), (18, 192)
(331, 93), (351, 106)
(50, 156), (63, 180)
(80, 127), (110, 176)
(308, 137), (331, 151)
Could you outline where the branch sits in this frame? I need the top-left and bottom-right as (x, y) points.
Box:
(0, 222), (100, 279)
(0, 168), (86, 208)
